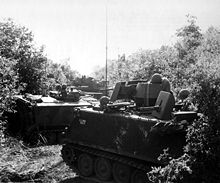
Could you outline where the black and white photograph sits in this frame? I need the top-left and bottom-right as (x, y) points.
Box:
(0, 0), (220, 182)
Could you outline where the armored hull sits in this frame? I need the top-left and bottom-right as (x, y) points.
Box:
(7, 95), (91, 145)
(61, 107), (188, 183)
(61, 77), (198, 183)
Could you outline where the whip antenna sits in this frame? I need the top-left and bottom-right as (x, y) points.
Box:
(105, 4), (108, 96)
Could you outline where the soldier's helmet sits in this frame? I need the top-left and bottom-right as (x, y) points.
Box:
(55, 84), (62, 91)
(61, 84), (67, 90)
(162, 77), (171, 92)
(150, 73), (162, 84)
(178, 89), (190, 100)
(100, 96), (110, 108)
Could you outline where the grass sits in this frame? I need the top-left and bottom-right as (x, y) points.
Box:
(0, 135), (76, 182)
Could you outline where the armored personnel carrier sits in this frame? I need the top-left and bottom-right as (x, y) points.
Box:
(6, 88), (93, 145)
(61, 74), (198, 183)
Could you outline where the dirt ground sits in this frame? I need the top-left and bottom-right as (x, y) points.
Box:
(0, 137), (94, 183)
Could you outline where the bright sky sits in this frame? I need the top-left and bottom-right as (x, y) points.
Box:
(0, 0), (220, 75)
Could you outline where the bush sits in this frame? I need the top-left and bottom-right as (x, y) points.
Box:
(148, 154), (192, 183)
(148, 74), (220, 183)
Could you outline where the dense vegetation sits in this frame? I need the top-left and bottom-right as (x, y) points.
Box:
(0, 19), (77, 182)
(0, 19), (102, 95)
(0, 15), (220, 182)
(93, 15), (220, 91)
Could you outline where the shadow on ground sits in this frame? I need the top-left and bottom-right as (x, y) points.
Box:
(59, 176), (98, 183)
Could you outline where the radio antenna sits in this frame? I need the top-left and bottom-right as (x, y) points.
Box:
(105, 4), (108, 96)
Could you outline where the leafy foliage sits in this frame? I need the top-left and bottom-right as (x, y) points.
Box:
(0, 19), (78, 183)
(45, 59), (102, 91)
(148, 154), (192, 183)
(0, 19), (47, 94)
(92, 16), (204, 93)
(0, 56), (18, 112)
(175, 15), (203, 63)
(185, 116), (220, 183)
(148, 18), (220, 183)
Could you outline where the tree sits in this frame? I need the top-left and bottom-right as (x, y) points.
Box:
(45, 59), (80, 90)
(175, 15), (203, 64)
(196, 26), (220, 78)
(0, 19), (47, 94)
(60, 58), (80, 85)
(164, 15), (203, 92)
(148, 23), (220, 183)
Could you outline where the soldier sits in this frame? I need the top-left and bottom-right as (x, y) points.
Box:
(161, 77), (171, 92)
(150, 73), (163, 84)
(177, 89), (196, 111)
(100, 96), (110, 110)
(42, 82), (48, 97)
(61, 84), (67, 99)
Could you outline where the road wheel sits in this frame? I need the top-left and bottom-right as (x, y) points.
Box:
(95, 157), (112, 181)
(131, 170), (148, 183)
(78, 153), (93, 177)
(61, 145), (75, 167)
(112, 162), (130, 183)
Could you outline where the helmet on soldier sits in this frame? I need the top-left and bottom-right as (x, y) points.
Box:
(100, 96), (110, 107)
(55, 84), (61, 91)
(178, 89), (190, 100)
(161, 77), (171, 92)
(150, 73), (162, 84)
(61, 84), (67, 90)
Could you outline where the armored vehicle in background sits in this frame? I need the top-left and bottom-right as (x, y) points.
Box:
(6, 89), (93, 145)
(61, 74), (198, 183)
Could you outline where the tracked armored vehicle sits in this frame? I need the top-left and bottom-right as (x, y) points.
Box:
(61, 75), (198, 183)
(6, 90), (93, 145)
